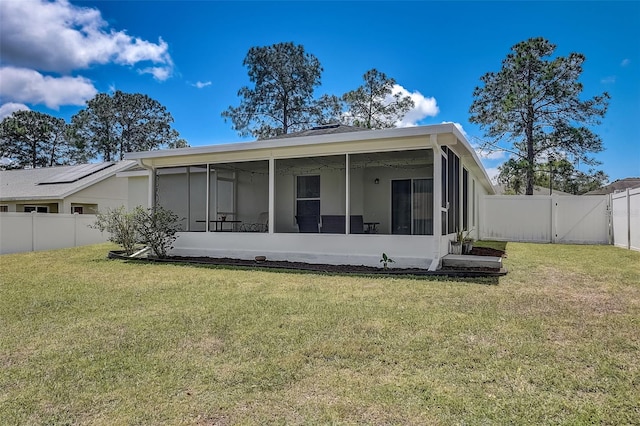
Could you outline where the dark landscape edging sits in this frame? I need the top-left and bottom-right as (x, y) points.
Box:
(107, 250), (507, 278)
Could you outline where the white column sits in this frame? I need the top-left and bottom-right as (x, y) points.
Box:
(269, 158), (275, 234)
(430, 134), (442, 270)
(345, 154), (350, 234)
(205, 165), (210, 232)
(431, 134), (442, 239)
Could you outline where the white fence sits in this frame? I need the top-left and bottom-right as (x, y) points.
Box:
(611, 188), (640, 251)
(0, 213), (107, 255)
(480, 195), (611, 244)
(2, 191), (638, 255)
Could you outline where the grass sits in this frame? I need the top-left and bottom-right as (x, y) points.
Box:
(1, 242), (639, 425)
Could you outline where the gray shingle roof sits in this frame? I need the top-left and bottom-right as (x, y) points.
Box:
(0, 160), (137, 201)
(264, 123), (371, 140)
(585, 178), (640, 195)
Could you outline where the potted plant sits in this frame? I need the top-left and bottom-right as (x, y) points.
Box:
(462, 228), (474, 254)
(450, 228), (474, 255)
(449, 229), (464, 255)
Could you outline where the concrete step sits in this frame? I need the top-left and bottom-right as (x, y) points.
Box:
(441, 254), (502, 269)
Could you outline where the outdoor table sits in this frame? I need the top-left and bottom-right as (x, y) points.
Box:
(196, 220), (242, 232)
(364, 222), (380, 233)
(209, 220), (241, 232)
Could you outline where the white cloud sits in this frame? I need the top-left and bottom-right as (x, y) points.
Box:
(483, 166), (501, 184)
(0, 66), (97, 109)
(0, 0), (173, 78)
(621, 58), (630, 67)
(473, 144), (507, 161)
(0, 103), (30, 121)
(601, 76), (616, 84)
(391, 84), (439, 127)
(192, 81), (212, 89)
(138, 66), (173, 82)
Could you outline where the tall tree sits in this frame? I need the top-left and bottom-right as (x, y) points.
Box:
(342, 69), (414, 129)
(469, 37), (610, 195)
(0, 110), (75, 169)
(222, 42), (341, 139)
(70, 91), (184, 161)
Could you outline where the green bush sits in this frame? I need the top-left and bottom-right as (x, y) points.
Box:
(92, 205), (180, 258)
(91, 206), (139, 255)
(132, 206), (181, 258)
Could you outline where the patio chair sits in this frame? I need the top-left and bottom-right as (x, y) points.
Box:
(296, 215), (319, 233)
(240, 211), (269, 232)
(321, 215), (346, 234)
(349, 215), (364, 234)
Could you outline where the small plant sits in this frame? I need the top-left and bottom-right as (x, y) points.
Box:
(455, 228), (474, 243)
(380, 252), (395, 269)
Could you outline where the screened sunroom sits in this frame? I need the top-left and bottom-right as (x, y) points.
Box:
(126, 124), (494, 269)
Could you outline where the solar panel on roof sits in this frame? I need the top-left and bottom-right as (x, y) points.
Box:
(38, 162), (115, 185)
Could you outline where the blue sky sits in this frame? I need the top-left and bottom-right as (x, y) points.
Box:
(1, 1), (638, 182)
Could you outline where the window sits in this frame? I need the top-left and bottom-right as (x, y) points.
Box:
(441, 153), (447, 235)
(472, 179), (476, 227)
(296, 175), (320, 218)
(440, 146), (462, 234)
(463, 168), (469, 230)
(447, 148), (460, 234)
(24, 205), (48, 213)
(72, 206), (84, 214)
(0, 205), (8, 212)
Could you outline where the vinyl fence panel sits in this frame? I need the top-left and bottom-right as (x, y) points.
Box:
(554, 195), (610, 244)
(0, 213), (106, 254)
(480, 195), (610, 244)
(612, 188), (640, 251)
(480, 196), (552, 242)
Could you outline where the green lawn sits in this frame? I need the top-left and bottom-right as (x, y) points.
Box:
(1, 242), (639, 425)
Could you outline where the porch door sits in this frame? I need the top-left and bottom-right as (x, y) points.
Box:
(391, 178), (433, 235)
(392, 180), (411, 234)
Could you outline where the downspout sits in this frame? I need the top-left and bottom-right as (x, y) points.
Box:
(429, 133), (442, 271)
(135, 159), (155, 209)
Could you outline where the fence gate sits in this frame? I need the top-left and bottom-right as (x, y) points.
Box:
(480, 195), (610, 244)
(553, 195), (610, 244)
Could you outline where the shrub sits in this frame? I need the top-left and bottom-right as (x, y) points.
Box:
(132, 206), (181, 258)
(92, 205), (181, 258)
(91, 206), (139, 255)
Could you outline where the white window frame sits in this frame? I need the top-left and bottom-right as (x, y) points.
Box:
(24, 205), (49, 213)
(295, 174), (321, 220)
(0, 205), (8, 212)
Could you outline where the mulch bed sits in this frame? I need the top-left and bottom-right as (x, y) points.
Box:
(468, 246), (507, 258)
(108, 246), (507, 278)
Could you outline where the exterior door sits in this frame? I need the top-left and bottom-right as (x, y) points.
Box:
(392, 180), (411, 234)
(392, 178), (433, 235)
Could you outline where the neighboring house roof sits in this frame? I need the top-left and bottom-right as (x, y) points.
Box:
(494, 184), (572, 196)
(584, 178), (640, 195)
(0, 160), (137, 201)
(266, 123), (370, 140)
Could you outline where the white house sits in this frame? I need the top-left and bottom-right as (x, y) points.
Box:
(0, 160), (146, 214)
(125, 124), (495, 270)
